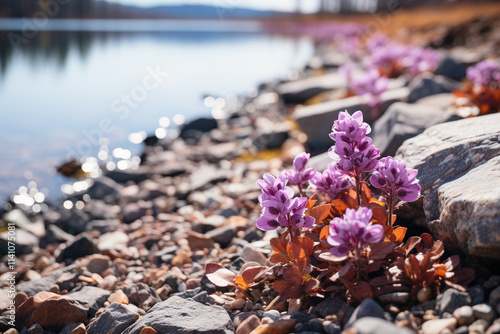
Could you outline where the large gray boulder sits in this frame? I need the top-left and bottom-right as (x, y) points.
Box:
(372, 102), (461, 157)
(396, 113), (500, 262)
(122, 296), (234, 334)
(407, 74), (461, 103)
(293, 87), (409, 151)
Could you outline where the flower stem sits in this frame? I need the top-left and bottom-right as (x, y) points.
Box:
(298, 183), (305, 197)
(356, 171), (363, 207)
(387, 193), (394, 226)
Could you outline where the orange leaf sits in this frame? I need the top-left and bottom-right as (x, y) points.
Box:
(306, 194), (318, 210)
(234, 275), (248, 290)
(330, 199), (349, 217)
(307, 204), (331, 223)
(319, 225), (330, 240)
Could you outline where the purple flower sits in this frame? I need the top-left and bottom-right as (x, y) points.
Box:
(367, 33), (388, 53)
(466, 59), (500, 86)
(310, 164), (354, 199)
(351, 69), (389, 107)
(402, 47), (440, 77)
(327, 207), (384, 257)
(285, 152), (316, 186)
(370, 157), (421, 202)
(257, 172), (290, 203)
(256, 172), (315, 231)
(328, 111), (380, 173)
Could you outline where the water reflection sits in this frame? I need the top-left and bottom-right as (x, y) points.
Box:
(0, 24), (314, 203)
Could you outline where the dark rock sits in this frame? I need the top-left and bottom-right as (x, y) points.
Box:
(253, 131), (289, 151)
(206, 226), (236, 248)
(30, 298), (89, 332)
(435, 57), (467, 81)
(372, 102), (461, 157)
(396, 114), (500, 261)
(60, 322), (86, 334)
(180, 118), (218, 141)
(291, 311), (310, 324)
(65, 286), (110, 318)
(27, 323), (44, 334)
(86, 176), (124, 200)
(215, 206), (239, 218)
(469, 285), (485, 306)
(435, 289), (471, 316)
(106, 167), (151, 184)
(345, 298), (385, 329)
(349, 317), (416, 334)
(57, 234), (99, 262)
(87, 302), (139, 334)
(296, 319), (324, 333)
(407, 74), (461, 103)
(313, 298), (354, 325)
(40, 225), (74, 249)
(121, 296), (234, 334)
(122, 283), (161, 311)
(323, 321), (341, 334)
(377, 292), (410, 305)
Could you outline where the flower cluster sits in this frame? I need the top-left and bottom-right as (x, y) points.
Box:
(466, 59), (500, 87)
(370, 157), (421, 203)
(351, 69), (389, 107)
(328, 111), (380, 173)
(285, 152), (316, 187)
(256, 173), (315, 231)
(310, 164), (354, 200)
(327, 207), (384, 257)
(402, 47), (441, 77)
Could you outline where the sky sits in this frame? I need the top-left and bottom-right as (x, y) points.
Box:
(103, 0), (321, 13)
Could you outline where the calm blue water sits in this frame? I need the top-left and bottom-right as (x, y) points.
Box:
(0, 20), (314, 205)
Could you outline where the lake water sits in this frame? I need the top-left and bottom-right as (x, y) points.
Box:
(0, 19), (314, 205)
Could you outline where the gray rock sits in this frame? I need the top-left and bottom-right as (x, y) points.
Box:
(106, 167), (151, 184)
(472, 304), (495, 324)
(262, 310), (281, 321)
(60, 323), (85, 334)
(0, 229), (38, 255)
(469, 285), (485, 305)
(293, 88), (408, 151)
(121, 296), (234, 334)
(395, 114), (500, 260)
(436, 289), (471, 316)
(277, 72), (346, 104)
(435, 57), (467, 81)
(377, 292), (410, 305)
(4, 209), (45, 237)
(56, 233), (99, 262)
(122, 283), (161, 311)
(345, 298), (385, 329)
(453, 305), (475, 326)
(313, 298), (354, 325)
(86, 219), (121, 233)
(486, 319), (500, 334)
(122, 202), (150, 224)
(408, 74), (461, 103)
(66, 286), (111, 318)
(415, 93), (456, 111)
(17, 265), (80, 296)
(190, 165), (230, 192)
(40, 224), (74, 248)
(372, 102), (461, 157)
(180, 118), (218, 141)
(87, 302), (139, 334)
(27, 323), (44, 334)
(469, 319), (489, 334)
(349, 317), (416, 334)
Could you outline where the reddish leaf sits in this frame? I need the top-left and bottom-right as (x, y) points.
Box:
(205, 263), (236, 287)
(234, 275), (248, 289)
(241, 266), (269, 287)
(403, 236), (421, 254)
(307, 204), (332, 223)
(369, 242), (397, 261)
(318, 252), (348, 263)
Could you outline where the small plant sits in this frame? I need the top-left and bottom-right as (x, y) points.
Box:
(205, 110), (474, 310)
(454, 59), (500, 117)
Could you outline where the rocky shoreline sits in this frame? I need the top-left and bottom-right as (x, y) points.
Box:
(2, 13), (500, 334)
